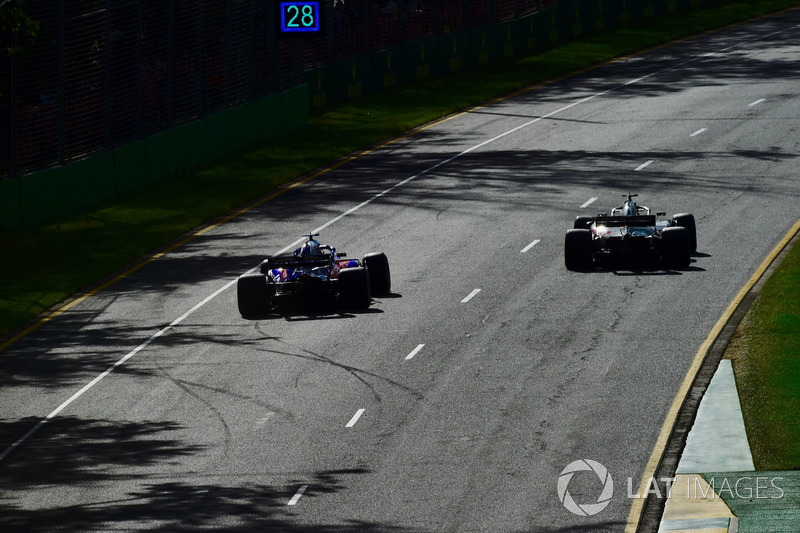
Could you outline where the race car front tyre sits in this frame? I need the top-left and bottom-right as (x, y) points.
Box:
(565, 229), (593, 271)
(338, 267), (371, 310)
(363, 252), (391, 295)
(661, 226), (691, 268)
(573, 216), (595, 230)
(673, 213), (697, 253)
(237, 274), (270, 317)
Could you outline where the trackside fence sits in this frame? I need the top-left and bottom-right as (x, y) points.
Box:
(0, 0), (711, 229)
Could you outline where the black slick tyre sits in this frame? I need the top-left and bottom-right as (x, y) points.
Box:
(565, 229), (593, 271)
(573, 216), (595, 230)
(237, 274), (270, 317)
(673, 213), (697, 252)
(338, 267), (371, 310)
(661, 226), (691, 268)
(363, 252), (391, 295)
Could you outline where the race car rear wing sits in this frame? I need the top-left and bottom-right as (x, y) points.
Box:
(594, 215), (656, 227)
(262, 254), (331, 269)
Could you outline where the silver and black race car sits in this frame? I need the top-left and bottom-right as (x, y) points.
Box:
(237, 233), (391, 317)
(565, 194), (697, 270)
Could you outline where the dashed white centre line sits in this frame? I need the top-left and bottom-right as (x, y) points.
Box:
(461, 289), (481, 303)
(690, 128), (707, 137)
(635, 160), (654, 171)
(287, 485), (308, 506)
(520, 239), (541, 253)
(580, 197), (597, 209)
(748, 98), (765, 107)
(405, 344), (425, 360)
(346, 409), (365, 427)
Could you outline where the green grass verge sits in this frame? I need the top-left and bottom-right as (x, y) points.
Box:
(731, 238), (800, 470)
(2, 0), (800, 340)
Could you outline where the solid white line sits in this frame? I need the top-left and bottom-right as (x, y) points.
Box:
(690, 128), (707, 137)
(635, 160), (654, 171)
(748, 98), (765, 107)
(287, 485), (308, 505)
(7, 24), (793, 464)
(0, 277), (239, 463)
(461, 289), (481, 303)
(580, 197), (597, 208)
(346, 409), (365, 427)
(521, 239), (541, 253)
(405, 344), (425, 360)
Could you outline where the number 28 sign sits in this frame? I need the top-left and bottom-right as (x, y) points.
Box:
(279, 1), (320, 33)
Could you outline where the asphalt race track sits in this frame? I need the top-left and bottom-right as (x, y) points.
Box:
(2, 9), (799, 532)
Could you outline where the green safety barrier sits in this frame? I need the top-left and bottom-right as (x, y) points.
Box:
(371, 47), (409, 91)
(406, 38), (441, 82)
(495, 21), (520, 60)
(20, 151), (115, 226)
(438, 32), (471, 74)
(0, 178), (21, 232)
(308, 62), (343, 108)
(173, 120), (207, 176)
(5, 84), (310, 230)
(283, 84), (310, 130)
(113, 140), (147, 195)
(144, 129), (177, 184)
(519, 12), (542, 54)
(345, 55), (374, 100)
(205, 111), (238, 163)
(469, 26), (499, 66)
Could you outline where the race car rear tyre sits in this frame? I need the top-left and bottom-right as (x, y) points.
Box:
(673, 213), (697, 252)
(237, 274), (270, 317)
(661, 226), (691, 268)
(338, 267), (371, 310)
(573, 216), (595, 230)
(363, 252), (391, 295)
(565, 229), (593, 271)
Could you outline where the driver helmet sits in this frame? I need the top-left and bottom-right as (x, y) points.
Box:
(295, 239), (321, 256)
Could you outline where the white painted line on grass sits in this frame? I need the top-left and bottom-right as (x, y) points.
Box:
(521, 239), (541, 253)
(405, 344), (425, 360)
(288, 485), (308, 506)
(748, 98), (765, 107)
(346, 409), (365, 427)
(690, 128), (707, 137)
(461, 289), (481, 303)
(635, 160), (654, 171)
(580, 197), (597, 208)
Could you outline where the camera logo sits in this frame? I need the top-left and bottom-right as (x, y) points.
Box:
(557, 459), (614, 516)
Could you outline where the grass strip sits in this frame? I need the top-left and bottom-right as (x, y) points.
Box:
(729, 239), (800, 470)
(2, 0), (800, 340)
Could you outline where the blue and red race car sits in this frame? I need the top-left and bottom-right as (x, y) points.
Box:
(237, 233), (391, 317)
